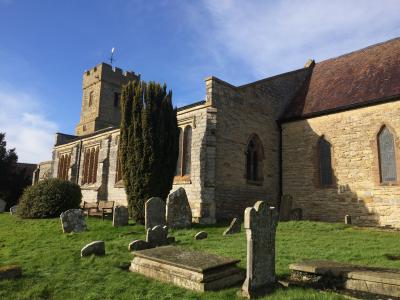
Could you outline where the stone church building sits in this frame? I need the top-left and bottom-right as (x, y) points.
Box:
(34, 38), (400, 227)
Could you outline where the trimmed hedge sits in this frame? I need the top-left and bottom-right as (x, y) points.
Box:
(18, 179), (82, 218)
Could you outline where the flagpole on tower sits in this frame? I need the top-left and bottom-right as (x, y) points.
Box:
(110, 47), (115, 66)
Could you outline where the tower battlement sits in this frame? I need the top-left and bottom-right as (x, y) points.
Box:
(76, 63), (139, 136)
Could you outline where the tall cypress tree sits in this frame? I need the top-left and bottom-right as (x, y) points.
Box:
(120, 80), (179, 223)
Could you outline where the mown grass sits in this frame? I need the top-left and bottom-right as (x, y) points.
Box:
(1, 213), (400, 299)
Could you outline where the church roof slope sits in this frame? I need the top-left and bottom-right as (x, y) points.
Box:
(283, 37), (400, 121)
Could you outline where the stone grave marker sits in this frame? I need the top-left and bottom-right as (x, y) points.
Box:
(9, 205), (18, 215)
(0, 199), (6, 212)
(113, 205), (129, 227)
(128, 240), (150, 252)
(0, 265), (22, 280)
(195, 231), (207, 240)
(166, 187), (192, 229)
(81, 241), (105, 257)
(60, 209), (87, 233)
(345, 215), (352, 224)
(146, 225), (169, 248)
(279, 195), (293, 221)
(241, 201), (279, 298)
(145, 197), (165, 230)
(223, 218), (241, 235)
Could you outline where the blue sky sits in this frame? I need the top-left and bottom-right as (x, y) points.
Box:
(0, 0), (399, 163)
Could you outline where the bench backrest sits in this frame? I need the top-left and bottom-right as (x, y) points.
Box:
(98, 200), (115, 210)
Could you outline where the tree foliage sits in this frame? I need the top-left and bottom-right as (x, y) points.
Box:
(18, 178), (82, 218)
(120, 80), (179, 223)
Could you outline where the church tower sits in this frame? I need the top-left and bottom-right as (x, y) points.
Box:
(75, 63), (138, 136)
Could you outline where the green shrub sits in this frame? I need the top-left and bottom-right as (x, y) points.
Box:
(18, 179), (82, 218)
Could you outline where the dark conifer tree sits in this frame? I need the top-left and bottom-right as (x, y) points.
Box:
(120, 80), (179, 223)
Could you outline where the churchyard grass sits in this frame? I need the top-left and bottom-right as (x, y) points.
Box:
(1, 213), (400, 299)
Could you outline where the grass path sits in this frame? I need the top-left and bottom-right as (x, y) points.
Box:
(1, 214), (399, 299)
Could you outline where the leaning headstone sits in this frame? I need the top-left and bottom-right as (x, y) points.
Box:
(345, 215), (352, 225)
(0, 265), (22, 280)
(241, 201), (279, 298)
(113, 205), (129, 227)
(166, 188), (192, 229)
(279, 195), (293, 221)
(81, 241), (105, 257)
(223, 218), (241, 235)
(146, 225), (169, 248)
(9, 205), (18, 215)
(128, 240), (150, 252)
(145, 197), (166, 230)
(60, 209), (87, 233)
(195, 231), (208, 240)
(0, 199), (6, 212)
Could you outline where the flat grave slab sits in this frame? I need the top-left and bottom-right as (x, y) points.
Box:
(130, 246), (244, 291)
(290, 260), (400, 298)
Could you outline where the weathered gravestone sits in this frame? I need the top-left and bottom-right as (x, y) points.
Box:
(279, 195), (293, 221)
(128, 240), (150, 252)
(166, 188), (192, 229)
(60, 209), (87, 233)
(113, 205), (129, 227)
(345, 215), (352, 224)
(241, 201), (279, 298)
(128, 225), (170, 251)
(223, 218), (241, 235)
(81, 241), (105, 257)
(0, 265), (22, 280)
(195, 231), (208, 240)
(145, 197), (165, 230)
(0, 199), (6, 212)
(147, 225), (169, 248)
(9, 205), (18, 215)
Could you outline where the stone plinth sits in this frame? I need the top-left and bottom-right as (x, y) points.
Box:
(290, 260), (400, 298)
(130, 246), (244, 291)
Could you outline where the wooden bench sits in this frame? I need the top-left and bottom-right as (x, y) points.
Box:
(83, 201), (115, 220)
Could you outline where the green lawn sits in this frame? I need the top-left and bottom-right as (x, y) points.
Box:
(1, 213), (399, 300)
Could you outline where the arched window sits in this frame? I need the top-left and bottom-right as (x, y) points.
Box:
(82, 146), (99, 184)
(115, 145), (123, 183)
(378, 126), (397, 183)
(57, 153), (71, 180)
(246, 134), (264, 182)
(318, 136), (333, 186)
(175, 128), (183, 176)
(175, 126), (192, 178)
(183, 126), (192, 176)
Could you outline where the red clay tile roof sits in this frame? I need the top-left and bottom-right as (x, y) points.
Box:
(283, 37), (400, 120)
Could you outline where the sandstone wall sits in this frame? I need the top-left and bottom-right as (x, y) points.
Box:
(171, 104), (216, 224)
(208, 69), (309, 221)
(282, 100), (400, 228)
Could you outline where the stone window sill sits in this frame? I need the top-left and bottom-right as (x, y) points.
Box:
(246, 179), (263, 186)
(379, 181), (398, 186)
(173, 176), (192, 185)
(81, 184), (99, 191)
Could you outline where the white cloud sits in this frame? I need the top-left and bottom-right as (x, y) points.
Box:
(0, 82), (58, 163)
(192, 0), (400, 79)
